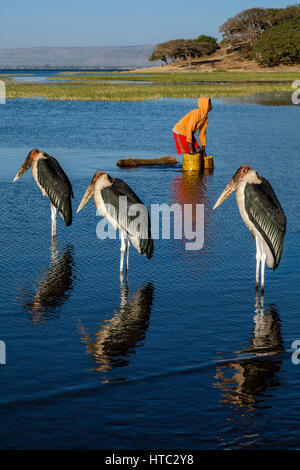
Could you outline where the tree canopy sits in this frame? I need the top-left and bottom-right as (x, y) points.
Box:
(219, 4), (300, 59)
(149, 4), (300, 67)
(252, 19), (300, 66)
(219, 7), (278, 54)
(195, 35), (219, 48)
(149, 36), (219, 64)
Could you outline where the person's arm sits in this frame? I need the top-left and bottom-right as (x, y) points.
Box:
(188, 142), (194, 154)
(199, 117), (208, 151)
(194, 143), (201, 154)
(186, 111), (199, 153)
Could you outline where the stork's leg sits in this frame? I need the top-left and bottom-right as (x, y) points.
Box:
(126, 237), (130, 273)
(255, 236), (261, 292)
(120, 230), (126, 273)
(50, 203), (57, 239)
(261, 252), (266, 296)
(255, 289), (259, 310)
(260, 291), (264, 310)
(120, 272), (129, 309)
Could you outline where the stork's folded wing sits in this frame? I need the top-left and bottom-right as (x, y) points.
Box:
(37, 156), (73, 226)
(244, 178), (286, 269)
(101, 178), (154, 259)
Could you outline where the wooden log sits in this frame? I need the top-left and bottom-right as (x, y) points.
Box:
(117, 156), (178, 168)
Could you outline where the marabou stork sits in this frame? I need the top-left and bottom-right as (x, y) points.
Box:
(213, 164), (286, 293)
(13, 148), (73, 238)
(76, 171), (154, 274)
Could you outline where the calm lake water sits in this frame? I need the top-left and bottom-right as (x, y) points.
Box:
(0, 95), (299, 450)
(0, 68), (125, 82)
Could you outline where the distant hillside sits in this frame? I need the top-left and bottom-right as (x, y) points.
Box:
(0, 45), (161, 69)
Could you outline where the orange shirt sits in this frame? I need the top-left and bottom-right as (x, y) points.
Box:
(174, 97), (209, 146)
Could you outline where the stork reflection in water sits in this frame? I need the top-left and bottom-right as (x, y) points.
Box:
(23, 242), (74, 322)
(79, 280), (154, 377)
(214, 165), (286, 294)
(13, 148), (73, 238)
(215, 303), (284, 416)
(77, 171), (154, 275)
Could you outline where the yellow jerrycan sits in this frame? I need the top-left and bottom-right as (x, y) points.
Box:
(182, 153), (202, 172)
(182, 153), (214, 172)
(203, 155), (214, 170)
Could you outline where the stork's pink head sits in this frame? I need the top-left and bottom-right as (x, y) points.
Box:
(213, 164), (253, 210)
(77, 170), (106, 214)
(233, 164), (253, 181)
(92, 170), (105, 182)
(29, 148), (40, 161)
(13, 148), (41, 182)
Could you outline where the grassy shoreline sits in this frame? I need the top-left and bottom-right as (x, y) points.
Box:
(47, 71), (300, 82)
(5, 71), (297, 101)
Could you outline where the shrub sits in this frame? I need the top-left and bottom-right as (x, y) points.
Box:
(252, 19), (300, 66)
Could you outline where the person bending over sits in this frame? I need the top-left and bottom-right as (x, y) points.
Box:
(173, 97), (212, 156)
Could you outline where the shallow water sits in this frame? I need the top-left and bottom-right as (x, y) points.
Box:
(0, 68), (124, 83)
(0, 97), (299, 449)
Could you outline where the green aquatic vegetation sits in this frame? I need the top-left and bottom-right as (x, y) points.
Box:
(6, 80), (292, 101)
(0, 76), (14, 81)
(46, 71), (299, 83)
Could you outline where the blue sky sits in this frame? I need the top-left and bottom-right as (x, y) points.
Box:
(1, 0), (295, 48)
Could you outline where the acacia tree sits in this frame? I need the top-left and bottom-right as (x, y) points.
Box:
(149, 38), (218, 65)
(219, 8), (277, 55)
(219, 4), (300, 57)
(149, 43), (168, 63)
(252, 19), (300, 66)
(272, 4), (300, 23)
(149, 39), (186, 63)
(177, 40), (216, 65)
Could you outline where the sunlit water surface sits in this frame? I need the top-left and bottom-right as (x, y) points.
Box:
(0, 95), (299, 449)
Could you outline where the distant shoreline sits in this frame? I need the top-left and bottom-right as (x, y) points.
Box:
(0, 67), (135, 71)
(0, 45), (161, 70)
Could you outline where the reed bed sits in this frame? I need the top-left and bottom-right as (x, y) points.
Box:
(47, 71), (299, 83)
(6, 75), (294, 101)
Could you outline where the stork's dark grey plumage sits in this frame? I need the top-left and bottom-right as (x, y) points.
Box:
(213, 164), (286, 293)
(13, 148), (73, 238)
(77, 171), (154, 274)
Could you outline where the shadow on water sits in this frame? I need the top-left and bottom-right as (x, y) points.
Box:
(78, 280), (154, 382)
(20, 242), (75, 323)
(214, 299), (285, 448)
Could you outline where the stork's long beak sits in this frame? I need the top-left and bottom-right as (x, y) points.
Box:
(76, 182), (94, 213)
(213, 179), (237, 210)
(13, 154), (32, 182)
